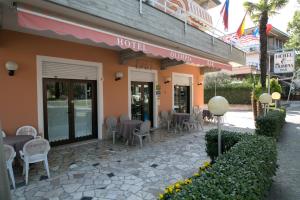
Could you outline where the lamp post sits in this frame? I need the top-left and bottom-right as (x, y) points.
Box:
(0, 121), (12, 200)
(208, 96), (229, 156)
(259, 93), (272, 116)
(271, 92), (281, 108)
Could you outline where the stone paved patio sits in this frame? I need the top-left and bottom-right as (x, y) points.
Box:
(10, 111), (255, 200)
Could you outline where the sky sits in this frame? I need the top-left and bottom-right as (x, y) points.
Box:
(207, 0), (300, 35)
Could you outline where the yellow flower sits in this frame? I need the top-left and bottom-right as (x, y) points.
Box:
(175, 189), (180, 192)
(203, 161), (211, 167)
(159, 194), (164, 199)
(193, 173), (200, 177)
(175, 183), (181, 189)
(184, 178), (192, 184)
(164, 189), (169, 193)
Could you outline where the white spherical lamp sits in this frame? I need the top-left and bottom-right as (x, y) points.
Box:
(259, 93), (272, 104)
(271, 92), (281, 100)
(208, 96), (229, 116)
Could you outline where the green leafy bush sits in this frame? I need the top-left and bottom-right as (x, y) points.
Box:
(205, 129), (246, 161)
(165, 136), (277, 200)
(204, 84), (252, 104)
(255, 108), (286, 139)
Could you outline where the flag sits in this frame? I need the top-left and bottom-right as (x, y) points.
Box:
(252, 27), (259, 37)
(236, 12), (247, 38)
(220, 0), (229, 31)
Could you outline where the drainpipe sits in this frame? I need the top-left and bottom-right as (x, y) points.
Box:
(0, 121), (11, 200)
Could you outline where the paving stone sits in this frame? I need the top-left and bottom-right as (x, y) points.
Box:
(63, 183), (81, 193)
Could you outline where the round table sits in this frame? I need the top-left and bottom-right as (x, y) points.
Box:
(3, 135), (34, 156)
(119, 120), (143, 144)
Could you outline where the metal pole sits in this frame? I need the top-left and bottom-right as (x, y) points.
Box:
(139, 0), (143, 14)
(0, 121), (12, 200)
(217, 116), (221, 156)
(268, 53), (271, 94)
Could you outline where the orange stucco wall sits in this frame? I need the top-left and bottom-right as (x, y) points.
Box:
(0, 30), (203, 136)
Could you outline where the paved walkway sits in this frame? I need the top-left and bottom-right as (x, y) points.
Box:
(268, 106), (300, 200)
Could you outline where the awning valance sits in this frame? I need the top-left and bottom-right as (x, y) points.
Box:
(17, 8), (231, 70)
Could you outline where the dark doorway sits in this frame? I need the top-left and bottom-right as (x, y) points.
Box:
(43, 78), (97, 145)
(174, 85), (190, 113)
(131, 81), (154, 125)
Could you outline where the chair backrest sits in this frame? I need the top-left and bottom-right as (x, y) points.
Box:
(193, 106), (200, 114)
(106, 116), (118, 130)
(196, 111), (203, 121)
(139, 120), (151, 134)
(4, 144), (16, 162)
(1, 130), (6, 138)
(16, 126), (37, 138)
(23, 138), (50, 157)
(120, 114), (130, 122)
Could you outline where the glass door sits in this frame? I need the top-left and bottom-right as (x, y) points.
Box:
(43, 79), (97, 145)
(174, 85), (190, 113)
(131, 82), (153, 125)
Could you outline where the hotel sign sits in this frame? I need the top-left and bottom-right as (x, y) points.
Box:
(274, 51), (295, 74)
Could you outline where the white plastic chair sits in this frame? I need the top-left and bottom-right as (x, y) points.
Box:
(19, 138), (51, 184)
(16, 126), (37, 138)
(120, 114), (130, 123)
(160, 111), (172, 131)
(132, 120), (151, 148)
(106, 116), (119, 144)
(2, 130), (6, 138)
(4, 144), (16, 189)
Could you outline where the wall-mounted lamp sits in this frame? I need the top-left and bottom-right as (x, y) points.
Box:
(115, 72), (124, 81)
(5, 61), (19, 76)
(197, 81), (203, 86)
(164, 77), (171, 84)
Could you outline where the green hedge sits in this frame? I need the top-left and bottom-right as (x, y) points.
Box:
(255, 108), (286, 139)
(166, 135), (277, 200)
(205, 129), (246, 161)
(204, 85), (252, 104)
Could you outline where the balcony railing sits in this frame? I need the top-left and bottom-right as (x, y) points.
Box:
(144, 0), (226, 38)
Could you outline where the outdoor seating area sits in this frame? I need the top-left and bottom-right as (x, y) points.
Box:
(3, 126), (51, 189)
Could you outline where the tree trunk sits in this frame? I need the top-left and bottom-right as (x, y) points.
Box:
(259, 10), (269, 90)
(252, 96), (258, 120)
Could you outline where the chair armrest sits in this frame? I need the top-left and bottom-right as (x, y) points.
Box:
(35, 136), (42, 139)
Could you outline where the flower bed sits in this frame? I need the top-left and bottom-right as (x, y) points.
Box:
(158, 135), (277, 200)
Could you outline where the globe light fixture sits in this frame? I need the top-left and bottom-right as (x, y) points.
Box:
(5, 61), (19, 76)
(272, 92), (281, 108)
(208, 96), (229, 156)
(259, 93), (272, 115)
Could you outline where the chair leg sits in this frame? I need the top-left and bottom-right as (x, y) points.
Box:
(44, 158), (50, 178)
(25, 161), (29, 185)
(8, 164), (16, 189)
(148, 134), (151, 143)
(132, 135), (135, 145)
(138, 136), (143, 148)
(112, 131), (115, 144)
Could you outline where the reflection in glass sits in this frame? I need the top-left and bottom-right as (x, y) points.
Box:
(47, 81), (69, 142)
(74, 82), (93, 138)
(174, 85), (190, 113)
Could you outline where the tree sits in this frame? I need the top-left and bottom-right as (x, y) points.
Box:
(244, 0), (288, 90)
(285, 9), (300, 69)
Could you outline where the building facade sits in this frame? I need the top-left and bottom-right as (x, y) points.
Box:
(0, 0), (245, 145)
(221, 26), (289, 77)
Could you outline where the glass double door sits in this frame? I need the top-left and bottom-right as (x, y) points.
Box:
(174, 85), (190, 113)
(131, 82), (153, 125)
(43, 78), (97, 145)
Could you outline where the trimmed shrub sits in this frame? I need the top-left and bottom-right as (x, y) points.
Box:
(205, 129), (246, 161)
(204, 85), (252, 104)
(164, 136), (277, 200)
(255, 108), (286, 139)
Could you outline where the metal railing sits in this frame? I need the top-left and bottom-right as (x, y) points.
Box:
(144, 0), (226, 38)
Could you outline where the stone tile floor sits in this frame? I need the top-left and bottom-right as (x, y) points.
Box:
(10, 112), (255, 200)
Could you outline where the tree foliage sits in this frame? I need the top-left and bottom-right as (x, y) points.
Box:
(285, 9), (300, 69)
(243, 0), (288, 89)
